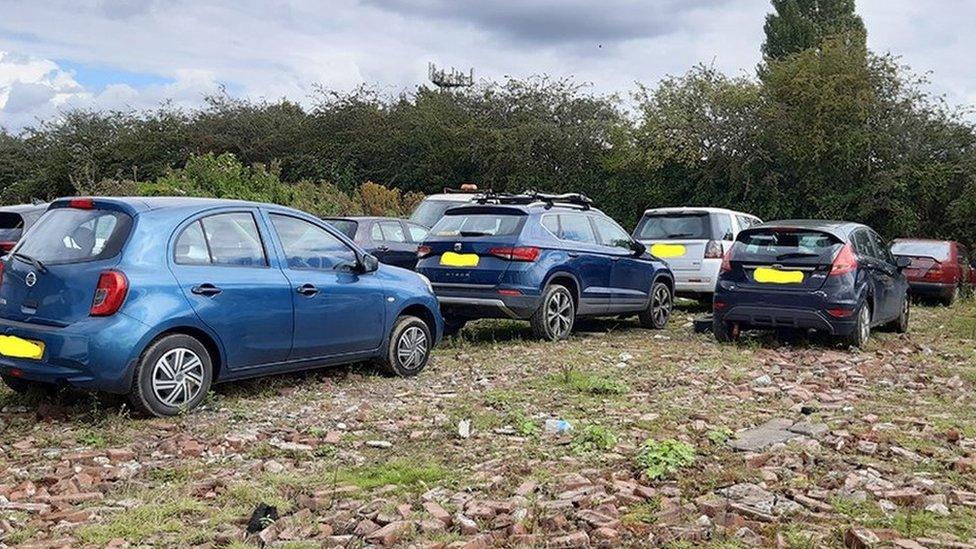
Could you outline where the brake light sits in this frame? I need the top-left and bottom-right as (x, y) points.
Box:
(489, 246), (540, 262)
(830, 243), (858, 276)
(714, 300), (727, 311)
(417, 245), (433, 258)
(924, 263), (944, 280)
(0, 261), (4, 286)
(0, 241), (16, 252)
(69, 198), (95, 210)
(704, 240), (724, 259)
(720, 248), (732, 273)
(90, 270), (128, 316)
(826, 307), (854, 318)
(498, 289), (522, 296)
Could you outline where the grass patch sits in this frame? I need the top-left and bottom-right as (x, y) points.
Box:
(77, 497), (206, 545)
(339, 460), (450, 490)
(559, 370), (630, 395)
(636, 439), (696, 480)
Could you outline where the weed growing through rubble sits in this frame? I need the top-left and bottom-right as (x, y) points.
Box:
(571, 424), (618, 454)
(636, 439), (696, 480)
(339, 460), (450, 490)
(706, 427), (734, 445)
(559, 370), (630, 395)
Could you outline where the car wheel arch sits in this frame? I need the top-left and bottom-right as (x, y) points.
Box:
(134, 322), (225, 382)
(399, 303), (438, 338)
(545, 271), (581, 308)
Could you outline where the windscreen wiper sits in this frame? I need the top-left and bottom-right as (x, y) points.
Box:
(775, 252), (819, 260)
(665, 233), (695, 239)
(13, 252), (47, 274)
(459, 231), (492, 237)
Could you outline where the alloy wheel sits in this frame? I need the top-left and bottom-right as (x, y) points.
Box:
(858, 306), (870, 343)
(546, 290), (573, 338)
(651, 284), (672, 326)
(152, 348), (205, 408)
(396, 326), (428, 370)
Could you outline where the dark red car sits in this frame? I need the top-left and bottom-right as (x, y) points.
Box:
(890, 239), (974, 305)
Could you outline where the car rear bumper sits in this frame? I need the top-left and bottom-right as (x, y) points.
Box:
(672, 259), (721, 296)
(0, 313), (150, 393)
(433, 284), (541, 320)
(716, 305), (856, 335)
(907, 281), (955, 298)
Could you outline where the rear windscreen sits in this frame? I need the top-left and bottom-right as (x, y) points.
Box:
(890, 241), (950, 262)
(732, 229), (842, 263)
(0, 212), (24, 242)
(326, 219), (358, 239)
(636, 213), (711, 240)
(429, 213), (524, 238)
(410, 200), (457, 228)
(15, 208), (132, 265)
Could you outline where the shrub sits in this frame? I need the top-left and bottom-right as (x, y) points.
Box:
(636, 439), (695, 479)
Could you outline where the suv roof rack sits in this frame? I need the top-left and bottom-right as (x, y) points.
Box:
(474, 191), (593, 210)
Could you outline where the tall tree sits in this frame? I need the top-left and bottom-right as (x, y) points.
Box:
(762, 0), (866, 59)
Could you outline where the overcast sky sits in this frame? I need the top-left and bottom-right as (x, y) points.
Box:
(0, 0), (972, 132)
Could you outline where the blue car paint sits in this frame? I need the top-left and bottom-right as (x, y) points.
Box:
(713, 220), (909, 336)
(0, 197), (442, 393)
(417, 202), (673, 321)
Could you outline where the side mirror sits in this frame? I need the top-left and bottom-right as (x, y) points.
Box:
(630, 240), (647, 256)
(895, 256), (911, 269)
(359, 253), (380, 273)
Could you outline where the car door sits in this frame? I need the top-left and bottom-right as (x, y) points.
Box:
(545, 213), (613, 315)
(850, 229), (887, 319)
(404, 222), (430, 270)
(266, 212), (386, 359)
(375, 220), (417, 269)
(170, 210), (295, 370)
(590, 215), (650, 312)
(864, 230), (899, 320)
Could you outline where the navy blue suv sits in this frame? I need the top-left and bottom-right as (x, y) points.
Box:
(417, 193), (675, 340)
(713, 220), (911, 347)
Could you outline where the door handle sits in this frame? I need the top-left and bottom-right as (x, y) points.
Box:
(191, 284), (222, 297)
(375, 245), (390, 252)
(297, 284), (319, 296)
(568, 252), (580, 258)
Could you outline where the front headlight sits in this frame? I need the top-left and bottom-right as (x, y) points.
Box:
(417, 273), (434, 294)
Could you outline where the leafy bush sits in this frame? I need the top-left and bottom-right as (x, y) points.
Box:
(636, 439), (696, 479)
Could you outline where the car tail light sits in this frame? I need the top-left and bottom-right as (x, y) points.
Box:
(417, 245), (433, 258)
(704, 240), (724, 259)
(0, 241), (16, 252)
(90, 270), (128, 316)
(489, 246), (540, 262)
(829, 243), (858, 277)
(498, 289), (522, 296)
(719, 248), (732, 273)
(0, 261), (4, 286)
(714, 300), (727, 311)
(826, 307), (854, 318)
(924, 263), (945, 280)
(69, 198), (95, 210)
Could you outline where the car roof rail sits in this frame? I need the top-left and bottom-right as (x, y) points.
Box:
(471, 191), (594, 210)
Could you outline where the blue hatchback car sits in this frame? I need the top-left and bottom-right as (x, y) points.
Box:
(416, 193), (675, 340)
(0, 197), (442, 416)
(713, 220), (910, 347)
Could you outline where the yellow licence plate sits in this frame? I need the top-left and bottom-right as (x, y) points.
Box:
(0, 335), (45, 360)
(440, 252), (480, 268)
(650, 243), (686, 258)
(753, 267), (804, 284)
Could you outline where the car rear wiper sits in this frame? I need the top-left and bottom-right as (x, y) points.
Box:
(775, 252), (819, 260)
(459, 231), (492, 237)
(13, 252), (47, 274)
(665, 233), (695, 239)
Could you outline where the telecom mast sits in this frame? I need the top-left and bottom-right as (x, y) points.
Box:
(428, 63), (474, 90)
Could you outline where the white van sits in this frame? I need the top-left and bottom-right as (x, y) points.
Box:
(633, 207), (762, 303)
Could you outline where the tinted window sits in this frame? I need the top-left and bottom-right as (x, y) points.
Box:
(16, 208), (132, 265)
(410, 200), (458, 228)
(890, 241), (951, 262)
(0, 213), (24, 242)
(430, 213), (524, 237)
(199, 213), (267, 266)
(713, 214), (734, 241)
(270, 214), (357, 270)
(851, 230), (878, 259)
(558, 214), (597, 244)
(591, 216), (632, 249)
(325, 219), (358, 239)
(733, 229), (842, 263)
(868, 231), (893, 263)
(175, 221), (211, 265)
(637, 213), (710, 240)
(378, 221), (407, 243)
(406, 223), (428, 242)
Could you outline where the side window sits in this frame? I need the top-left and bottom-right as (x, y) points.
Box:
(378, 221), (407, 243)
(851, 230), (876, 259)
(370, 223), (384, 241)
(713, 214), (734, 241)
(406, 223), (428, 242)
(182, 213), (267, 267)
(175, 221), (211, 265)
(867, 231), (891, 263)
(270, 214), (357, 270)
(591, 216), (632, 249)
(956, 245), (967, 266)
(541, 214), (560, 236)
(736, 215), (755, 231)
(557, 214), (596, 244)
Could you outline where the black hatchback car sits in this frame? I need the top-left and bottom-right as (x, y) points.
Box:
(713, 220), (910, 347)
(323, 217), (429, 270)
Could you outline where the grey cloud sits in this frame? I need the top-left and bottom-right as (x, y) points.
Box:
(3, 81), (58, 113)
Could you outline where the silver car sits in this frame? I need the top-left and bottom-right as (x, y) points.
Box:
(633, 207), (761, 304)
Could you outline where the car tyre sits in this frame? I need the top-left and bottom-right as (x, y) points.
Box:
(530, 284), (575, 341)
(844, 302), (871, 348)
(443, 316), (467, 338)
(379, 315), (432, 376)
(943, 285), (960, 306)
(639, 280), (673, 329)
(885, 295), (910, 333)
(712, 317), (740, 343)
(129, 334), (213, 417)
